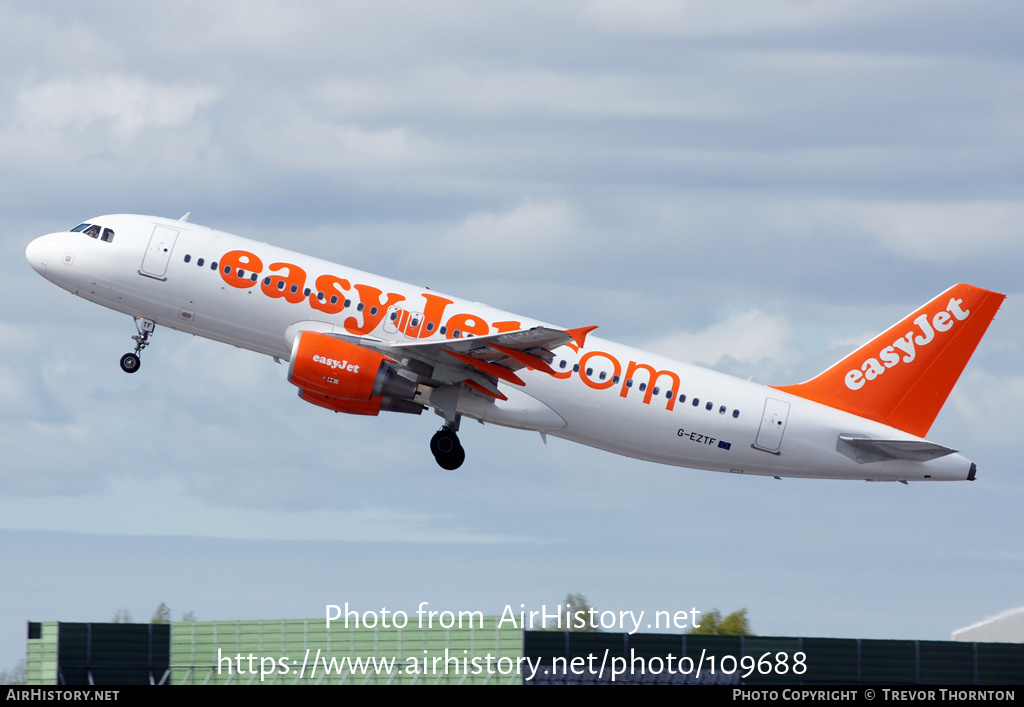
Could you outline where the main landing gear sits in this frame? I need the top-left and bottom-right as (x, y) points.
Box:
(120, 318), (155, 374)
(430, 426), (465, 470)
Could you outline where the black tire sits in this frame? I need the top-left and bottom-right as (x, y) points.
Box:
(430, 429), (459, 457)
(435, 444), (465, 470)
(120, 353), (140, 373)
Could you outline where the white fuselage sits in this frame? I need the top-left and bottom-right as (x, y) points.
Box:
(26, 214), (976, 481)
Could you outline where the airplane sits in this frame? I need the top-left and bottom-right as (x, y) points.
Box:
(25, 213), (1005, 480)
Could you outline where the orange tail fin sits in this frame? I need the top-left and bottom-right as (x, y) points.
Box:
(773, 284), (1005, 437)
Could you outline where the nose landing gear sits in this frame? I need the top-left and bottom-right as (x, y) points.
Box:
(120, 318), (155, 374)
(430, 426), (465, 470)
(119, 352), (140, 373)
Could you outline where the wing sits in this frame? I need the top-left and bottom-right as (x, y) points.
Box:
(285, 320), (596, 401)
(392, 325), (596, 399)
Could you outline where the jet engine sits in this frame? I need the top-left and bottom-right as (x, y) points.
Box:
(287, 331), (422, 416)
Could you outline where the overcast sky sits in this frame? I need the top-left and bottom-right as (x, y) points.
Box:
(1, 1), (1022, 672)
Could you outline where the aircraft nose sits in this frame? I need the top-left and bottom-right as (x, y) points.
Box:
(26, 235), (58, 276)
(26, 237), (48, 275)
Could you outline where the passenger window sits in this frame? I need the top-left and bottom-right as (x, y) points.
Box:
(732, 410), (740, 419)
(184, 254), (192, 263)
(197, 258), (204, 267)
(692, 398), (700, 407)
(705, 402), (713, 411)
(719, 406), (727, 414)
(679, 394), (686, 403)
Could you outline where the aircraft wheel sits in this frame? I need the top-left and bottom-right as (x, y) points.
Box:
(435, 444), (465, 471)
(430, 428), (459, 456)
(431, 428), (465, 469)
(120, 353), (141, 373)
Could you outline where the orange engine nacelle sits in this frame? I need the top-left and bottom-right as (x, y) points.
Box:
(287, 331), (421, 417)
(298, 389), (383, 416)
(288, 331), (390, 400)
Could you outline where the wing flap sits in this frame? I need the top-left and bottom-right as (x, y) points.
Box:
(443, 349), (526, 386)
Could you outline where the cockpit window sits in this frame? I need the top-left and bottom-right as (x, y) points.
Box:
(70, 223), (114, 242)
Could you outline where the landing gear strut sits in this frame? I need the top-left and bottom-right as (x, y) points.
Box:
(120, 318), (155, 374)
(430, 426), (465, 470)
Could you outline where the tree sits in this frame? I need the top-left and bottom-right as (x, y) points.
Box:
(111, 609), (133, 623)
(181, 610), (197, 622)
(0, 659), (26, 685)
(564, 592), (600, 632)
(151, 602), (172, 624)
(688, 608), (753, 636)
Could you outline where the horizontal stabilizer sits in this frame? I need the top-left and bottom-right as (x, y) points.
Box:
(836, 434), (957, 464)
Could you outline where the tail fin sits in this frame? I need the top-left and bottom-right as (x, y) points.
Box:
(773, 284), (1005, 437)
